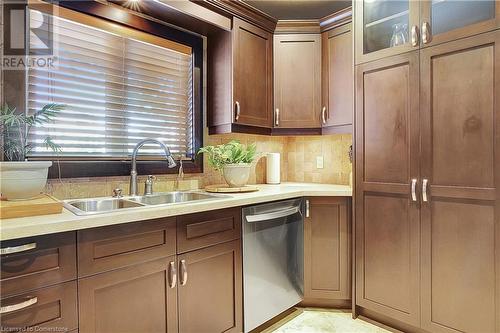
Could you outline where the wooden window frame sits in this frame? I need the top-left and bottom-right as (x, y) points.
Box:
(27, 1), (204, 178)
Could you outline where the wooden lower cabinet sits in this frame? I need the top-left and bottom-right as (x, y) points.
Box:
(0, 281), (78, 332)
(178, 240), (242, 333)
(303, 197), (350, 304)
(79, 256), (178, 333)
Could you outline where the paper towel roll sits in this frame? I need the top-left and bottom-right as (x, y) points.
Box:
(266, 153), (280, 184)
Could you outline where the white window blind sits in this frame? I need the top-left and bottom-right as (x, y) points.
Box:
(27, 11), (194, 159)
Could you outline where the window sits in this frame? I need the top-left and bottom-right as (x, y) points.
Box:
(26, 4), (203, 177)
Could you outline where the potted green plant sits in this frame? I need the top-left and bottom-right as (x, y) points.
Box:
(198, 140), (257, 187)
(1, 103), (64, 200)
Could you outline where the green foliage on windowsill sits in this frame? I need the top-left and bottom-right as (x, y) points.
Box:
(0, 103), (65, 161)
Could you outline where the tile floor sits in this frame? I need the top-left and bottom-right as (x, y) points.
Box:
(265, 309), (392, 333)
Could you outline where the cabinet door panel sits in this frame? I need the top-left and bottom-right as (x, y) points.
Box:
(420, 30), (500, 333)
(178, 240), (242, 333)
(355, 52), (420, 327)
(78, 218), (176, 276)
(421, 0), (500, 48)
(304, 197), (350, 301)
(274, 34), (321, 128)
(233, 18), (272, 128)
(322, 23), (353, 133)
(79, 257), (178, 333)
(355, 0), (420, 64)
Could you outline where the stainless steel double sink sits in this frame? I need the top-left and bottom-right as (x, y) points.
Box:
(64, 191), (225, 216)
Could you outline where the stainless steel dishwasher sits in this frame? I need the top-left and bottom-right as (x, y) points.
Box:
(242, 198), (304, 332)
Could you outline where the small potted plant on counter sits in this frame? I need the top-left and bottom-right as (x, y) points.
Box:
(0, 103), (64, 200)
(198, 140), (257, 187)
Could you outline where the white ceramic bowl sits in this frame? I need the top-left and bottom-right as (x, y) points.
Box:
(0, 161), (52, 200)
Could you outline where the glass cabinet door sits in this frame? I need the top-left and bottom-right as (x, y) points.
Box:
(355, 0), (420, 64)
(421, 0), (499, 47)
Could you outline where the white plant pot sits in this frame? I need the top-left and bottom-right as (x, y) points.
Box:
(223, 163), (251, 188)
(0, 161), (52, 200)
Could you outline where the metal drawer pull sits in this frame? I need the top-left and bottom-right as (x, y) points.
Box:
(0, 297), (38, 314)
(235, 101), (241, 121)
(411, 178), (417, 202)
(246, 207), (300, 223)
(0, 242), (37, 255)
(180, 260), (188, 286)
(411, 25), (419, 47)
(422, 21), (431, 44)
(321, 106), (327, 124)
(305, 200), (310, 218)
(168, 261), (177, 289)
(422, 179), (429, 202)
(275, 108), (280, 126)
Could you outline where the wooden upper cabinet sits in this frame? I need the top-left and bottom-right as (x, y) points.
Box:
(233, 18), (273, 128)
(355, 51), (421, 328)
(304, 197), (350, 302)
(420, 0), (500, 48)
(355, 0), (420, 64)
(274, 34), (322, 129)
(356, 0), (500, 64)
(321, 23), (353, 134)
(178, 240), (242, 333)
(419, 30), (500, 333)
(208, 18), (272, 134)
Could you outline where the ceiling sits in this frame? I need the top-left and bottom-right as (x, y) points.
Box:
(243, 0), (352, 20)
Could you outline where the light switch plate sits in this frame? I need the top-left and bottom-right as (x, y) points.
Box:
(316, 156), (324, 169)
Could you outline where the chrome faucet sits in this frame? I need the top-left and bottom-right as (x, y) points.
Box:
(130, 139), (177, 196)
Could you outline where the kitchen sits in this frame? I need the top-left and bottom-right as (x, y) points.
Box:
(0, 0), (498, 332)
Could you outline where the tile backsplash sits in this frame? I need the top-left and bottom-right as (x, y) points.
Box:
(45, 133), (352, 199)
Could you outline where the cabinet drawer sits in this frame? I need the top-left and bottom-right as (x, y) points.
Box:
(177, 207), (241, 253)
(78, 218), (176, 277)
(0, 281), (78, 332)
(1, 232), (77, 297)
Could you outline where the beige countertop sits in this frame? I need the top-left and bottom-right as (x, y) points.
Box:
(0, 183), (351, 241)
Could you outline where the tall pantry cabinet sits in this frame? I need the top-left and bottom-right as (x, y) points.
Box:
(355, 1), (500, 332)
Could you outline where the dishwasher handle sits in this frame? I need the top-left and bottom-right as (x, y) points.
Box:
(245, 206), (300, 223)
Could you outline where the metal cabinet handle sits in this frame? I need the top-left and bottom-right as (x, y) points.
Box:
(246, 207), (300, 223)
(422, 179), (429, 202)
(305, 199), (310, 218)
(411, 25), (419, 47)
(179, 260), (188, 286)
(321, 106), (327, 124)
(0, 242), (37, 255)
(422, 21), (431, 44)
(411, 178), (417, 202)
(168, 261), (177, 289)
(234, 101), (240, 121)
(275, 108), (280, 126)
(0, 297), (38, 314)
